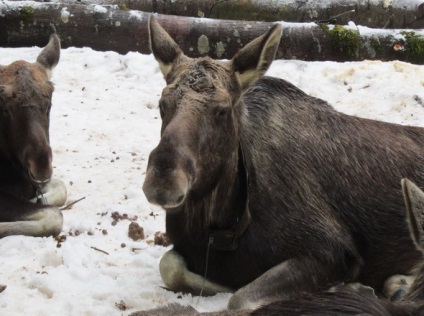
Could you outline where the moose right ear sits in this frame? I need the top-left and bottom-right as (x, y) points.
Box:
(231, 24), (282, 91)
(149, 16), (184, 78)
(402, 178), (424, 249)
(36, 34), (61, 79)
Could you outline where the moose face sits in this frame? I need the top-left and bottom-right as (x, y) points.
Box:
(144, 57), (241, 210)
(142, 18), (282, 211)
(0, 35), (60, 185)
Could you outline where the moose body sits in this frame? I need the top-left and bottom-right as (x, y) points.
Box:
(166, 76), (424, 286)
(0, 35), (66, 238)
(143, 18), (424, 309)
(135, 180), (424, 316)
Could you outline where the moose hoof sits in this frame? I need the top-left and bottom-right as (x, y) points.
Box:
(383, 274), (415, 300)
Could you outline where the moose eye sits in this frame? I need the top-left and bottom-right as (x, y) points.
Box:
(158, 96), (175, 119)
(45, 102), (52, 114)
(0, 106), (7, 115)
(214, 106), (230, 118)
(158, 101), (165, 118)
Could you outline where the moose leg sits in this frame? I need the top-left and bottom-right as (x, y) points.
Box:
(381, 179), (424, 302)
(29, 178), (67, 206)
(0, 193), (63, 238)
(0, 205), (63, 238)
(159, 250), (233, 296)
(228, 257), (352, 310)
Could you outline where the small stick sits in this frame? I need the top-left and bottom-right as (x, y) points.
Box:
(316, 9), (355, 24)
(60, 196), (86, 210)
(131, 247), (149, 252)
(90, 246), (109, 255)
(0, 284), (6, 293)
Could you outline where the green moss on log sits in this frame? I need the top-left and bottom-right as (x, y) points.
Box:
(118, 3), (130, 11)
(401, 31), (424, 65)
(320, 24), (362, 60)
(370, 36), (381, 52)
(20, 6), (35, 24)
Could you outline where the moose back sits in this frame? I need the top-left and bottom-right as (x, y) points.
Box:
(143, 18), (424, 310)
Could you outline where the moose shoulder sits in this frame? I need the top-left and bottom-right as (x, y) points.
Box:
(143, 18), (424, 310)
(0, 35), (67, 238)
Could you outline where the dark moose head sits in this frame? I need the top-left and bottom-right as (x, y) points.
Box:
(0, 34), (60, 185)
(143, 18), (282, 217)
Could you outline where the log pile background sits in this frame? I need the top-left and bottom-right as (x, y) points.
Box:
(0, 0), (423, 63)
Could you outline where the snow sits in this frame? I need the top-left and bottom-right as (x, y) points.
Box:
(93, 4), (108, 14)
(0, 44), (423, 316)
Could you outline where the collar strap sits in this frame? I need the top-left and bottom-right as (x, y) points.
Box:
(209, 140), (252, 251)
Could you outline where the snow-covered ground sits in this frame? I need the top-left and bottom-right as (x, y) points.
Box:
(0, 43), (423, 316)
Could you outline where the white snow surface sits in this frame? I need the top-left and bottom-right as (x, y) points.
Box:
(0, 45), (423, 315)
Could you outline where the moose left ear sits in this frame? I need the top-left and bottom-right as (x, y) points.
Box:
(402, 178), (424, 249)
(231, 24), (282, 91)
(36, 34), (61, 78)
(149, 16), (184, 79)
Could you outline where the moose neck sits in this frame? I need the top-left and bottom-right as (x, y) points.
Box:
(0, 151), (36, 199)
(207, 141), (251, 251)
(169, 140), (250, 242)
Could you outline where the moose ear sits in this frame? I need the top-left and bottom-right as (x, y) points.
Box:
(231, 24), (282, 90)
(402, 178), (424, 250)
(149, 16), (184, 78)
(36, 34), (61, 79)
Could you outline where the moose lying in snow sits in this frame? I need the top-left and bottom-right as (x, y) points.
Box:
(142, 17), (424, 310)
(0, 35), (67, 238)
(135, 179), (424, 315)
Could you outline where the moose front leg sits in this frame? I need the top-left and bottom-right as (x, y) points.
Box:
(0, 183), (64, 238)
(159, 250), (233, 296)
(228, 256), (352, 310)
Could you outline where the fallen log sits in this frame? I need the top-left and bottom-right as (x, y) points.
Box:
(5, 0), (424, 29)
(0, 1), (423, 63)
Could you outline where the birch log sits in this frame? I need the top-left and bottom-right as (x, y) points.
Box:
(0, 1), (423, 63)
(5, 0), (424, 29)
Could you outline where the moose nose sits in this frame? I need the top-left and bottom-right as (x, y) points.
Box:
(150, 191), (185, 208)
(27, 147), (53, 184)
(142, 167), (189, 209)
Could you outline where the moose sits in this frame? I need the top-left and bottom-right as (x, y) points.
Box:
(0, 34), (67, 238)
(142, 17), (424, 310)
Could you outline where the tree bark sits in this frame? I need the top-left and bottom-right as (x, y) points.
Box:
(0, 2), (423, 64)
(5, 0), (424, 29)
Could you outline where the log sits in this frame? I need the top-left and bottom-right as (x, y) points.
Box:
(0, 1), (423, 64)
(5, 0), (424, 29)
